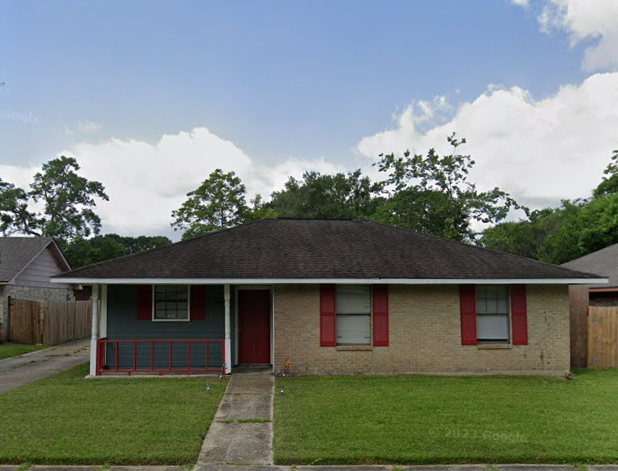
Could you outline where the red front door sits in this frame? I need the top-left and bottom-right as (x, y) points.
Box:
(238, 289), (271, 364)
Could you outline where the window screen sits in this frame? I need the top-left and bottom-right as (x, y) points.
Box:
(476, 285), (509, 343)
(336, 285), (371, 345)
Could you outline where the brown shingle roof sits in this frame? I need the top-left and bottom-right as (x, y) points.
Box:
(55, 219), (600, 281)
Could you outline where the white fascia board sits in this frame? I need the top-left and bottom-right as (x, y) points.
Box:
(51, 277), (609, 285)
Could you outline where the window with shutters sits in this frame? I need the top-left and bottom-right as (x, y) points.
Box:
(153, 285), (190, 321)
(336, 285), (371, 345)
(476, 285), (509, 343)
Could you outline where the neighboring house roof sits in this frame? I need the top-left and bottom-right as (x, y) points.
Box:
(561, 244), (618, 289)
(0, 237), (71, 284)
(53, 219), (602, 284)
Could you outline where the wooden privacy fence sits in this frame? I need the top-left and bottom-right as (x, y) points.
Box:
(43, 300), (92, 345)
(588, 306), (618, 368)
(8, 297), (92, 345)
(8, 298), (41, 345)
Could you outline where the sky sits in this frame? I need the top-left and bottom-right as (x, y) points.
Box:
(1, 0), (618, 238)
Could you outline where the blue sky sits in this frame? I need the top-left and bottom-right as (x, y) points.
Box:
(1, 0), (618, 237)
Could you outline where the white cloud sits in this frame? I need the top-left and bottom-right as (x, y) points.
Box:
(77, 120), (102, 134)
(521, 0), (618, 72)
(252, 157), (345, 199)
(0, 164), (38, 189)
(357, 72), (618, 211)
(0, 127), (346, 238)
(510, 0), (529, 8)
(64, 119), (102, 136)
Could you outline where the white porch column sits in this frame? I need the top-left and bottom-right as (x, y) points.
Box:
(224, 284), (232, 374)
(89, 284), (100, 376)
(100, 285), (108, 338)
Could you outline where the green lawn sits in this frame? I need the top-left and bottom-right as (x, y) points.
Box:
(0, 364), (226, 465)
(274, 370), (618, 465)
(0, 343), (47, 360)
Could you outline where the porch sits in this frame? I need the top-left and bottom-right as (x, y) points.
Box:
(95, 338), (226, 375)
(88, 284), (273, 376)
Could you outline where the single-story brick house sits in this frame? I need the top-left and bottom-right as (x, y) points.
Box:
(1, 237), (74, 341)
(52, 219), (605, 376)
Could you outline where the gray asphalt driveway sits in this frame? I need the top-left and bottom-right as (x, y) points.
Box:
(0, 338), (89, 394)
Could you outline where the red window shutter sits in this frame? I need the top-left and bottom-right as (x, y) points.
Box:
(137, 285), (152, 321)
(320, 284), (336, 346)
(190, 285), (206, 320)
(511, 285), (528, 345)
(460, 285), (477, 345)
(372, 285), (389, 346)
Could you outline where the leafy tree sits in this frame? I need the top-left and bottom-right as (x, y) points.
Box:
(593, 149), (618, 197)
(269, 170), (384, 220)
(64, 236), (126, 268)
(105, 234), (172, 254)
(64, 234), (172, 268)
(479, 208), (561, 260)
(29, 156), (108, 242)
(0, 179), (37, 235)
(0, 157), (108, 245)
(244, 195), (277, 223)
(480, 148), (618, 264)
(171, 169), (251, 240)
(533, 201), (587, 264)
(375, 134), (520, 242)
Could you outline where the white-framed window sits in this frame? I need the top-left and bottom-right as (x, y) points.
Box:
(336, 285), (371, 345)
(476, 285), (509, 343)
(153, 285), (190, 321)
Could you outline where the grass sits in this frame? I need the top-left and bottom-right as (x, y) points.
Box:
(0, 343), (47, 360)
(274, 370), (618, 465)
(0, 364), (227, 465)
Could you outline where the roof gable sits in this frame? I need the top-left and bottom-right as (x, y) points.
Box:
(561, 243), (617, 288)
(0, 237), (70, 284)
(54, 219), (601, 283)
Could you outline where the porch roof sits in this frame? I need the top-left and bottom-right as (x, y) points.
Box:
(53, 219), (605, 285)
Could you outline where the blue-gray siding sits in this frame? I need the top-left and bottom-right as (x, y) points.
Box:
(104, 285), (235, 370)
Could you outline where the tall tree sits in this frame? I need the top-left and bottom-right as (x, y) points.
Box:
(375, 134), (520, 242)
(0, 178), (37, 235)
(0, 156), (108, 245)
(171, 169), (250, 240)
(269, 170), (383, 220)
(29, 156), (108, 243)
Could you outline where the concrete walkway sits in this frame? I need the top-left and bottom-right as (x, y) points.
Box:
(198, 372), (274, 466)
(0, 338), (89, 394)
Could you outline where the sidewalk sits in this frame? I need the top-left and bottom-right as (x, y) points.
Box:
(198, 372), (274, 466)
(0, 464), (617, 471)
(0, 338), (89, 394)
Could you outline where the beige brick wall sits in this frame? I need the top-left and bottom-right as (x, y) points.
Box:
(274, 284), (570, 375)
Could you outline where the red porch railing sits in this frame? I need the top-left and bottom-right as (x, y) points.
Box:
(95, 339), (225, 376)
